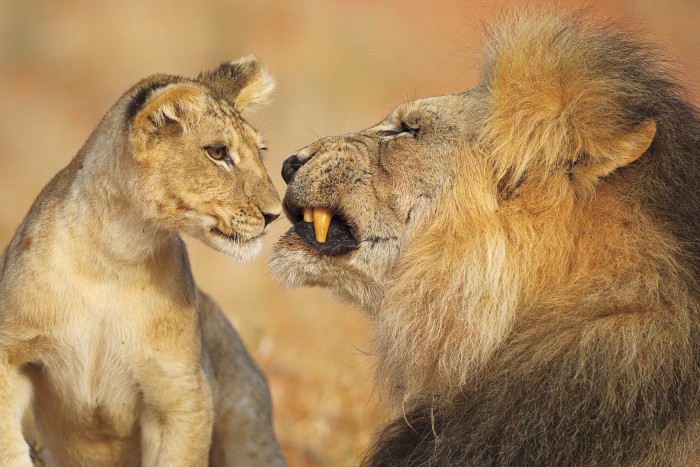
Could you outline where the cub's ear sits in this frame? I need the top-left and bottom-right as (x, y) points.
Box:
(197, 55), (276, 111)
(129, 82), (207, 150)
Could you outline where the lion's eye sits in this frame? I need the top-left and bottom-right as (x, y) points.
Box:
(400, 121), (419, 137)
(377, 121), (419, 138)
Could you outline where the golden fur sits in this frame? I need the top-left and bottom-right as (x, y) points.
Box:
(270, 10), (700, 465)
(0, 57), (285, 466)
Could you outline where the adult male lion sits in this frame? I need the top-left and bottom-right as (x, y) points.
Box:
(270, 11), (700, 466)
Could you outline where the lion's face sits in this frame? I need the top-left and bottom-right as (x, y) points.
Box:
(128, 58), (281, 262)
(270, 91), (489, 309)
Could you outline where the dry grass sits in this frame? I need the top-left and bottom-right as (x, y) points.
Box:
(0, 1), (697, 465)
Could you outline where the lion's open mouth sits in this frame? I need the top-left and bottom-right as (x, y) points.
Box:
(287, 206), (359, 255)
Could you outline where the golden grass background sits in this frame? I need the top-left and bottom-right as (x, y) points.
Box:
(0, 1), (697, 465)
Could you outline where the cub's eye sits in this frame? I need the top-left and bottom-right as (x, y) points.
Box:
(204, 146), (234, 168)
(205, 146), (229, 161)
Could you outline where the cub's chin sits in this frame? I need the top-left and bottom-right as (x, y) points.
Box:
(201, 229), (264, 263)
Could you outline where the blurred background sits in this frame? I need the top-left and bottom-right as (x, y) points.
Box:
(0, 0), (697, 465)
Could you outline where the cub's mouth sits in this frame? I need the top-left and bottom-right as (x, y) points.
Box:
(210, 227), (241, 242)
(209, 227), (262, 244)
(286, 205), (359, 255)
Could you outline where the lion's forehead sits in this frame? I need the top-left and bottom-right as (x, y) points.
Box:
(381, 92), (486, 134)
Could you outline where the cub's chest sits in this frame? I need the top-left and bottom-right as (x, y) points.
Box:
(30, 326), (143, 438)
(31, 286), (197, 437)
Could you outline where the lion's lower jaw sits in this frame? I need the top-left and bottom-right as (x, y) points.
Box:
(269, 243), (384, 313)
(267, 250), (334, 289)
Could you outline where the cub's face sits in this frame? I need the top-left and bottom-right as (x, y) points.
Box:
(270, 91), (488, 309)
(128, 58), (281, 262)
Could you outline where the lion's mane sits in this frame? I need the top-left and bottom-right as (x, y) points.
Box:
(368, 10), (700, 466)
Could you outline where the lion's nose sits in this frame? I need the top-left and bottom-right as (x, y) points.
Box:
(281, 154), (307, 184)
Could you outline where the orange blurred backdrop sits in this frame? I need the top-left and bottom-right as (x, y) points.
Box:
(0, 1), (698, 465)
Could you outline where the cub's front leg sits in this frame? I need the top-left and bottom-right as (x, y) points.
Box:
(139, 350), (214, 466)
(0, 356), (33, 467)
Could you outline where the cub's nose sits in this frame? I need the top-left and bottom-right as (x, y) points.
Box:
(281, 154), (307, 184)
(263, 212), (280, 227)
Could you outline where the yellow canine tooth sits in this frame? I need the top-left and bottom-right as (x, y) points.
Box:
(303, 207), (314, 222)
(313, 207), (333, 243)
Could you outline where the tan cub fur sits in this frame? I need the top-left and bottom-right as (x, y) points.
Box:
(271, 10), (700, 466)
(0, 56), (285, 466)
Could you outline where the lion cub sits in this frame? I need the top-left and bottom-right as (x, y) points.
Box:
(0, 57), (285, 466)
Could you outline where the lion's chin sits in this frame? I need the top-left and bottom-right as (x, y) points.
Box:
(269, 229), (349, 283)
(269, 231), (385, 312)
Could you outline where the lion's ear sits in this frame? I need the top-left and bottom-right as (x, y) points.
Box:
(574, 120), (656, 179)
(612, 120), (657, 169)
(129, 82), (207, 151)
(197, 55), (276, 111)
